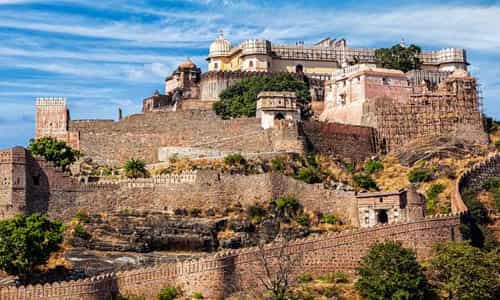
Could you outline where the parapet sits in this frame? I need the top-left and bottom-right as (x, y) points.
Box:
(240, 39), (271, 56)
(256, 91), (298, 111)
(35, 97), (67, 106)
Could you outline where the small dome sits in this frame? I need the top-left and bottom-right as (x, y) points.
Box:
(179, 59), (197, 69)
(209, 30), (232, 57)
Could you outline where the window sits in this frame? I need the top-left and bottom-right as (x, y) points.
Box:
(249, 60), (254, 68)
(382, 77), (389, 85)
(379, 197), (383, 203)
(32, 175), (40, 186)
(213, 62), (218, 70)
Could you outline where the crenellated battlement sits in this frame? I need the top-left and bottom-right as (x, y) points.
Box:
(35, 97), (67, 106)
(0, 214), (461, 300)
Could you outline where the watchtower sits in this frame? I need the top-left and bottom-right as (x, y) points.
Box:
(35, 97), (69, 141)
(256, 91), (301, 129)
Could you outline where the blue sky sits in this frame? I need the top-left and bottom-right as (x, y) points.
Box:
(0, 0), (499, 149)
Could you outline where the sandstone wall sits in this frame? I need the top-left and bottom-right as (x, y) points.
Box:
(301, 121), (377, 162)
(0, 215), (461, 300)
(68, 111), (300, 166)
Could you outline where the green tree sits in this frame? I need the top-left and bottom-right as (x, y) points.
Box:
(0, 214), (65, 279)
(123, 158), (147, 178)
(428, 242), (500, 300)
(28, 137), (81, 170)
(375, 44), (422, 72)
(355, 241), (432, 300)
(156, 286), (179, 300)
(353, 173), (378, 190)
(213, 73), (311, 119)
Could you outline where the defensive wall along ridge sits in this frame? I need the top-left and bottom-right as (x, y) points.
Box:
(0, 214), (461, 300)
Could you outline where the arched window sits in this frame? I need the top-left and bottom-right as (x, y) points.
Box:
(249, 60), (254, 68)
(377, 210), (388, 224)
(295, 64), (303, 74)
(274, 113), (285, 120)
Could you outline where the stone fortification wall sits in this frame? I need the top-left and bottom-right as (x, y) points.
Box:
(68, 110), (300, 166)
(0, 214), (461, 300)
(301, 121), (377, 162)
(0, 147), (27, 219)
(453, 153), (500, 213)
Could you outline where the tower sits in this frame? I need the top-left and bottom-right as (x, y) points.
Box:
(35, 97), (69, 142)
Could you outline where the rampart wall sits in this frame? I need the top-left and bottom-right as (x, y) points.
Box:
(301, 121), (377, 162)
(0, 214), (461, 300)
(68, 110), (301, 166)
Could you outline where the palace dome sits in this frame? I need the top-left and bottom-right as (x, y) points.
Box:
(209, 31), (232, 57)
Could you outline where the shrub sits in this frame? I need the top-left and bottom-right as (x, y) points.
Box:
(271, 157), (286, 172)
(429, 242), (499, 300)
(408, 167), (433, 183)
(191, 292), (204, 299)
(425, 184), (446, 214)
(275, 195), (300, 211)
(124, 159), (147, 178)
(353, 173), (377, 190)
(189, 208), (202, 217)
(320, 214), (338, 225)
(355, 241), (432, 300)
(214, 73), (311, 119)
(223, 153), (246, 166)
(156, 286), (179, 300)
(298, 273), (313, 283)
(295, 214), (310, 227)
(0, 214), (65, 279)
(74, 224), (91, 240)
(364, 160), (383, 174)
(28, 137), (81, 170)
(295, 166), (323, 184)
(246, 204), (266, 219)
(75, 209), (91, 223)
(317, 272), (348, 284)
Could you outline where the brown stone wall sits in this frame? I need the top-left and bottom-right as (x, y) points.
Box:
(0, 215), (461, 300)
(68, 111), (294, 166)
(0, 147), (27, 219)
(301, 121), (377, 162)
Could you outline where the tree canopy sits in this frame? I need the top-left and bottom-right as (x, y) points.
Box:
(428, 242), (500, 300)
(213, 73), (311, 119)
(0, 214), (65, 279)
(355, 241), (432, 300)
(375, 44), (422, 73)
(28, 137), (81, 170)
(123, 158), (148, 178)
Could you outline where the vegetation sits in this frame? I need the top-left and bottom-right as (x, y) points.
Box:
(224, 153), (246, 166)
(213, 73), (311, 119)
(353, 173), (377, 190)
(0, 214), (65, 279)
(408, 167), (434, 183)
(271, 157), (286, 172)
(375, 43), (422, 72)
(355, 241), (432, 300)
(73, 223), (91, 240)
(364, 160), (384, 175)
(295, 214), (310, 227)
(428, 242), (500, 300)
(298, 273), (313, 283)
(247, 204), (267, 223)
(482, 177), (500, 209)
(156, 286), (179, 300)
(320, 214), (338, 225)
(123, 158), (147, 178)
(191, 292), (204, 299)
(28, 136), (81, 170)
(74, 209), (91, 223)
(425, 184), (446, 214)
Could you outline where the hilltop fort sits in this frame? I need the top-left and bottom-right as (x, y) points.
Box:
(0, 33), (496, 300)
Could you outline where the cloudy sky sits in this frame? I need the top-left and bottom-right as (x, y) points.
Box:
(0, 0), (499, 148)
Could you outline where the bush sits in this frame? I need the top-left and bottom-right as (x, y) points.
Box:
(408, 167), (433, 183)
(213, 73), (311, 119)
(320, 214), (338, 225)
(355, 241), (432, 300)
(74, 224), (91, 240)
(223, 153), (246, 166)
(156, 286), (179, 300)
(429, 242), (500, 300)
(189, 208), (202, 217)
(364, 160), (383, 175)
(75, 209), (91, 223)
(425, 184), (446, 214)
(298, 273), (313, 283)
(275, 195), (300, 211)
(0, 214), (65, 279)
(317, 272), (348, 284)
(271, 157), (286, 172)
(353, 174), (377, 190)
(124, 159), (147, 178)
(295, 166), (323, 184)
(246, 204), (266, 219)
(296, 214), (310, 227)
(191, 292), (204, 299)
(28, 137), (81, 170)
